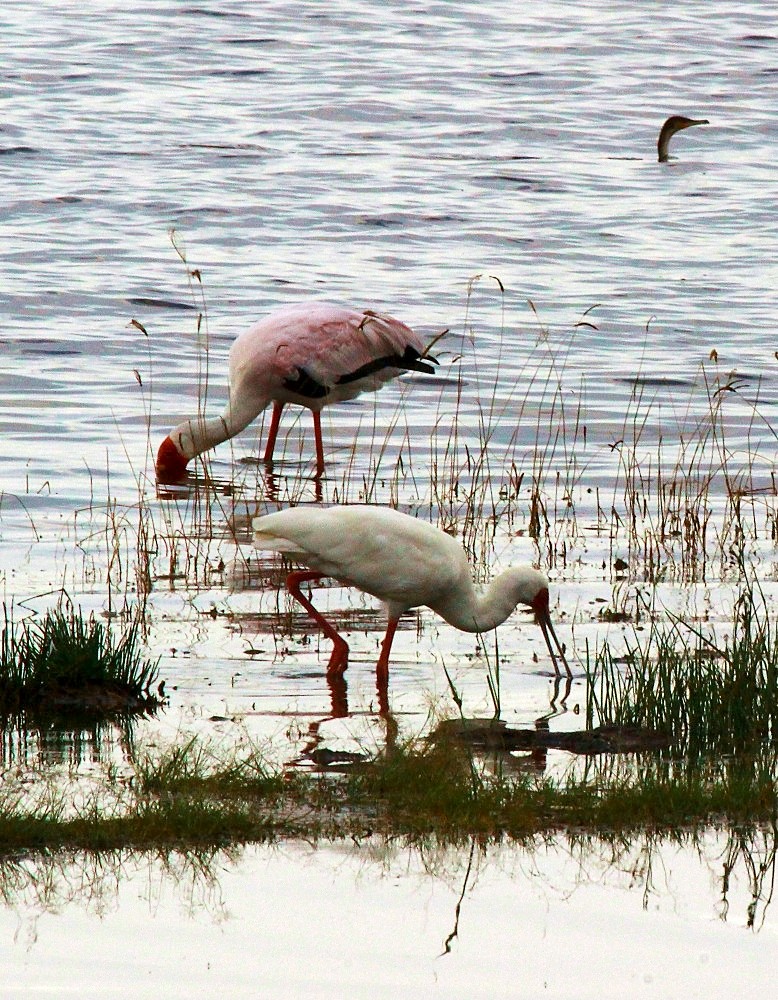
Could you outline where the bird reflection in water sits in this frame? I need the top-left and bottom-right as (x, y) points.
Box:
(260, 460), (323, 506)
(292, 687), (398, 771)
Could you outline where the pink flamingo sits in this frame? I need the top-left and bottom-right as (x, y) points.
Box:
(156, 302), (435, 482)
(253, 505), (569, 708)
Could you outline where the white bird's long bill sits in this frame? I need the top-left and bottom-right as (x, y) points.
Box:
(538, 612), (570, 677)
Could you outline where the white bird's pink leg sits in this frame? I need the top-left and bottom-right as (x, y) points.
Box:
(312, 411), (325, 474)
(374, 617), (399, 716)
(286, 570), (350, 675)
(376, 617), (400, 683)
(263, 401), (284, 463)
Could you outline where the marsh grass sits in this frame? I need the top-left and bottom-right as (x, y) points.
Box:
(0, 738), (317, 852)
(134, 735), (284, 801)
(341, 736), (777, 838)
(586, 575), (778, 761)
(0, 602), (163, 721)
(0, 727), (775, 854)
(605, 365), (778, 584)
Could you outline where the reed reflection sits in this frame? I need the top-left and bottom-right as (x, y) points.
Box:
(0, 714), (146, 771)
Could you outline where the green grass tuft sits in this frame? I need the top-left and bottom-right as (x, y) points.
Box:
(586, 580), (778, 760)
(135, 736), (287, 801)
(0, 603), (163, 721)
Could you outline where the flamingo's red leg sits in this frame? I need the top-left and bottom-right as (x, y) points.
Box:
(263, 401), (284, 462)
(312, 410), (325, 474)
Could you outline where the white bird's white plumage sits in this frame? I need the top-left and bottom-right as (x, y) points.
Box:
(253, 505), (568, 677)
(254, 505), (469, 621)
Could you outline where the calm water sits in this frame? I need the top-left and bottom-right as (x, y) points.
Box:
(1, 833), (775, 1000)
(2, 1), (778, 994)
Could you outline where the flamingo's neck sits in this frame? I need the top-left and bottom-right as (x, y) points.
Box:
(169, 385), (269, 459)
(156, 373), (271, 482)
(169, 415), (234, 461)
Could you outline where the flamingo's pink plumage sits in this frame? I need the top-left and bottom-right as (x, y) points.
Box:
(156, 302), (434, 482)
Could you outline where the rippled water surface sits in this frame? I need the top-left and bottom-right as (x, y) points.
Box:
(2, 1), (778, 995)
(4, 1), (778, 495)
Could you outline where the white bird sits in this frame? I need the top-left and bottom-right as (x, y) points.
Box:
(253, 505), (569, 689)
(657, 115), (709, 162)
(156, 302), (435, 483)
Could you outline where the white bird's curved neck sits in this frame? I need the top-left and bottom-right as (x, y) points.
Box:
(432, 570), (530, 634)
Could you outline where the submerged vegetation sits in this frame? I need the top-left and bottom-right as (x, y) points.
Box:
(0, 718), (774, 854)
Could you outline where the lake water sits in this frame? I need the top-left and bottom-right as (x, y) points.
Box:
(2, 0), (778, 995)
(1, 833), (775, 1000)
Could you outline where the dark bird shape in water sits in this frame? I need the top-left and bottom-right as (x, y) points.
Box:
(657, 115), (709, 162)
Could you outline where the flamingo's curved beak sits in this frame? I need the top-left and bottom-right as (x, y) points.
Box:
(155, 435), (190, 484)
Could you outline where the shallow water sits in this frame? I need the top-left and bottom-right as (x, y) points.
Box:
(2, 833), (776, 1000)
(3, 0), (778, 994)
